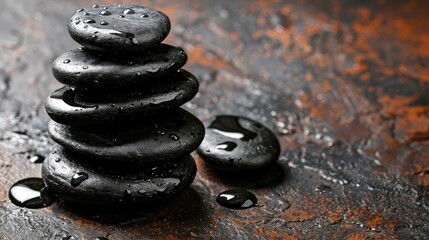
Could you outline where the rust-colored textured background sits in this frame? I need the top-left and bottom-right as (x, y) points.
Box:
(1, 0), (429, 239)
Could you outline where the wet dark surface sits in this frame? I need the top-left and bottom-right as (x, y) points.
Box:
(1, 0), (429, 239)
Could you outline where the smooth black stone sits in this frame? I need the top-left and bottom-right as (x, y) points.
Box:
(42, 147), (196, 205)
(48, 108), (205, 164)
(52, 44), (187, 88)
(68, 4), (170, 52)
(8, 178), (56, 209)
(46, 70), (199, 127)
(197, 115), (280, 171)
(216, 189), (257, 209)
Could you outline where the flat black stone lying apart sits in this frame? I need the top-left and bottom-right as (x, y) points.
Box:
(42, 4), (204, 205)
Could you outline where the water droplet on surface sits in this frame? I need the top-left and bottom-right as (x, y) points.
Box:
(82, 65), (88, 69)
(63, 59), (70, 64)
(92, 4), (99, 8)
(71, 172), (89, 187)
(118, 15), (125, 18)
(100, 11), (111, 16)
(315, 184), (332, 193)
(29, 154), (45, 164)
(100, 21), (108, 25)
(9, 178), (55, 209)
(169, 134), (180, 141)
(83, 19), (95, 24)
(123, 9), (135, 14)
(215, 142), (237, 151)
(208, 116), (257, 141)
(140, 14), (149, 18)
(55, 158), (61, 162)
(76, 9), (84, 13)
(216, 189), (257, 209)
(83, 12), (90, 16)
(75, 20), (81, 25)
(95, 237), (109, 240)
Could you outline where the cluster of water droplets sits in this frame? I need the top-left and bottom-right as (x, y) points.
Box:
(74, 5), (150, 29)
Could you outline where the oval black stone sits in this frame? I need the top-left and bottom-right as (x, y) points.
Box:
(42, 147), (196, 205)
(45, 70), (199, 127)
(48, 108), (205, 164)
(8, 178), (55, 209)
(68, 4), (170, 52)
(197, 115), (280, 171)
(52, 44), (187, 88)
(216, 189), (257, 209)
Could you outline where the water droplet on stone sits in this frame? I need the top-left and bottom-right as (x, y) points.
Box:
(83, 12), (90, 16)
(95, 237), (109, 240)
(92, 4), (99, 8)
(216, 189), (257, 209)
(100, 11), (111, 16)
(82, 65), (88, 69)
(55, 158), (61, 162)
(103, 6), (108, 9)
(169, 134), (180, 141)
(71, 172), (89, 187)
(118, 15), (125, 18)
(123, 9), (135, 14)
(9, 178), (55, 209)
(75, 20), (81, 25)
(76, 9), (84, 13)
(83, 19), (95, 24)
(208, 116), (257, 141)
(215, 141), (237, 151)
(100, 21), (108, 25)
(140, 14), (149, 18)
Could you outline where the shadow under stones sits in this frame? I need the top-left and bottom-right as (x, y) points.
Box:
(203, 162), (289, 189)
(55, 187), (207, 225)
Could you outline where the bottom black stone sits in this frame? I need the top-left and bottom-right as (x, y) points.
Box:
(42, 147), (196, 205)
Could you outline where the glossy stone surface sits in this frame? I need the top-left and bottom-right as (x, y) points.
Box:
(197, 115), (280, 171)
(48, 108), (205, 164)
(216, 189), (257, 209)
(46, 70), (199, 126)
(68, 4), (170, 52)
(52, 44), (187, 88)
(42, 147), (196, 205)
(8, 178), (55, 209)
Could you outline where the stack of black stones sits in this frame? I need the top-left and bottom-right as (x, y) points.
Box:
(42, 4), (205, 205)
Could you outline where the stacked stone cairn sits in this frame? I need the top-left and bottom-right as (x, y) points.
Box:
(42, 4), (205, 205)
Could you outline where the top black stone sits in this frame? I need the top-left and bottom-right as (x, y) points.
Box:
(68, 4), (171, 53)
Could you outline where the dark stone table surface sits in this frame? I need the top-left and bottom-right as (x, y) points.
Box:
(1, 0), (428, 239)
